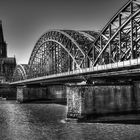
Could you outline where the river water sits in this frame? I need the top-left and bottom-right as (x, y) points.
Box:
(0, 101), (140, 140)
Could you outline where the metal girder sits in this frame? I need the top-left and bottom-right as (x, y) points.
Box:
(61, 30), (98, 66)
(31, 39), (81, 68)
(92, 0), (140, 66)
(12, 64), (28, 81)
(78, 31), (96, 41)
(27, 30), (98, 79)
(29, 30), (85, 66)
(28, 31), (83, 78)
(11, 0), (140, 83)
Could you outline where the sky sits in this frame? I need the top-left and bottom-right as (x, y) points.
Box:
(0, 0), (128, 64)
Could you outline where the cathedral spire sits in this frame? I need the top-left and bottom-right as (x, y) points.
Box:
(0, 20), (7, 58)
(0, 20), (5, 43)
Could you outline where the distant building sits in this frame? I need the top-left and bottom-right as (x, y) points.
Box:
(0, 21), (16, 83)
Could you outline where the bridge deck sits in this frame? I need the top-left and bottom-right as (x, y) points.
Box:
(11, 58), (140, 85)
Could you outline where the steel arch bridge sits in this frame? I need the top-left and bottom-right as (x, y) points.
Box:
(13, 30), (99, 81)
(12, 64), (29, 81)
(89, 0), (140, 66)
(12, 0), (140, 83)
(27, 30), (99, 79)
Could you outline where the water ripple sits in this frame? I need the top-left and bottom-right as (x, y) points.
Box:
(0, 101), (140, 140)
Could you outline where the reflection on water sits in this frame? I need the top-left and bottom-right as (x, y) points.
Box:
(0, 101), (140, 140)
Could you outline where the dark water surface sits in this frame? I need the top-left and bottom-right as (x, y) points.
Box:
(0, 101), (140, 140)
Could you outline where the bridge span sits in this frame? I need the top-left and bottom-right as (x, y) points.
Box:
(11, 0), (140, 121)
(11, 58), (140, 85)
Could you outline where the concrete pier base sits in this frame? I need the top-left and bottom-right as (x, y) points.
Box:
(67, 84), (139, 120)
(16, 86), (46, 103)
(0, 84), (16, 100)
(16, 85), (66, 103)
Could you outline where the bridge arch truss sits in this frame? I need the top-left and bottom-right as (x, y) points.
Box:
(89, 0), (140, 66)
(28, 30), (98, 79)
(12, 0), (140, 82)
(12, 64), (29, 81)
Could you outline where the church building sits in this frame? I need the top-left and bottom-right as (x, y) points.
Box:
(0, 21), (16, 83)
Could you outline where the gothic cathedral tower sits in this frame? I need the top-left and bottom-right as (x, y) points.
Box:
(0, 20), (7, 58)
(0, 20), (16, 83)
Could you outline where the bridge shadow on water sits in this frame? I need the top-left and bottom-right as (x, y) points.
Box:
(14, 99), (140, 125)
(19, 99), (67, 105)
(78, 111), (140, 125)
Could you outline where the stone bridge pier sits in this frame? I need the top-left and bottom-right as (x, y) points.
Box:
(16, 82), (140, 121)
(16, 85), (66, 103)
(66, 82), (140, 120)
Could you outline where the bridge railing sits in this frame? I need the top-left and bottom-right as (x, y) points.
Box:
(11, 58), (140, 84)
(54, 58), (140, 76)
(79, 58), (140, 74)
(41, 58), (140, 77)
